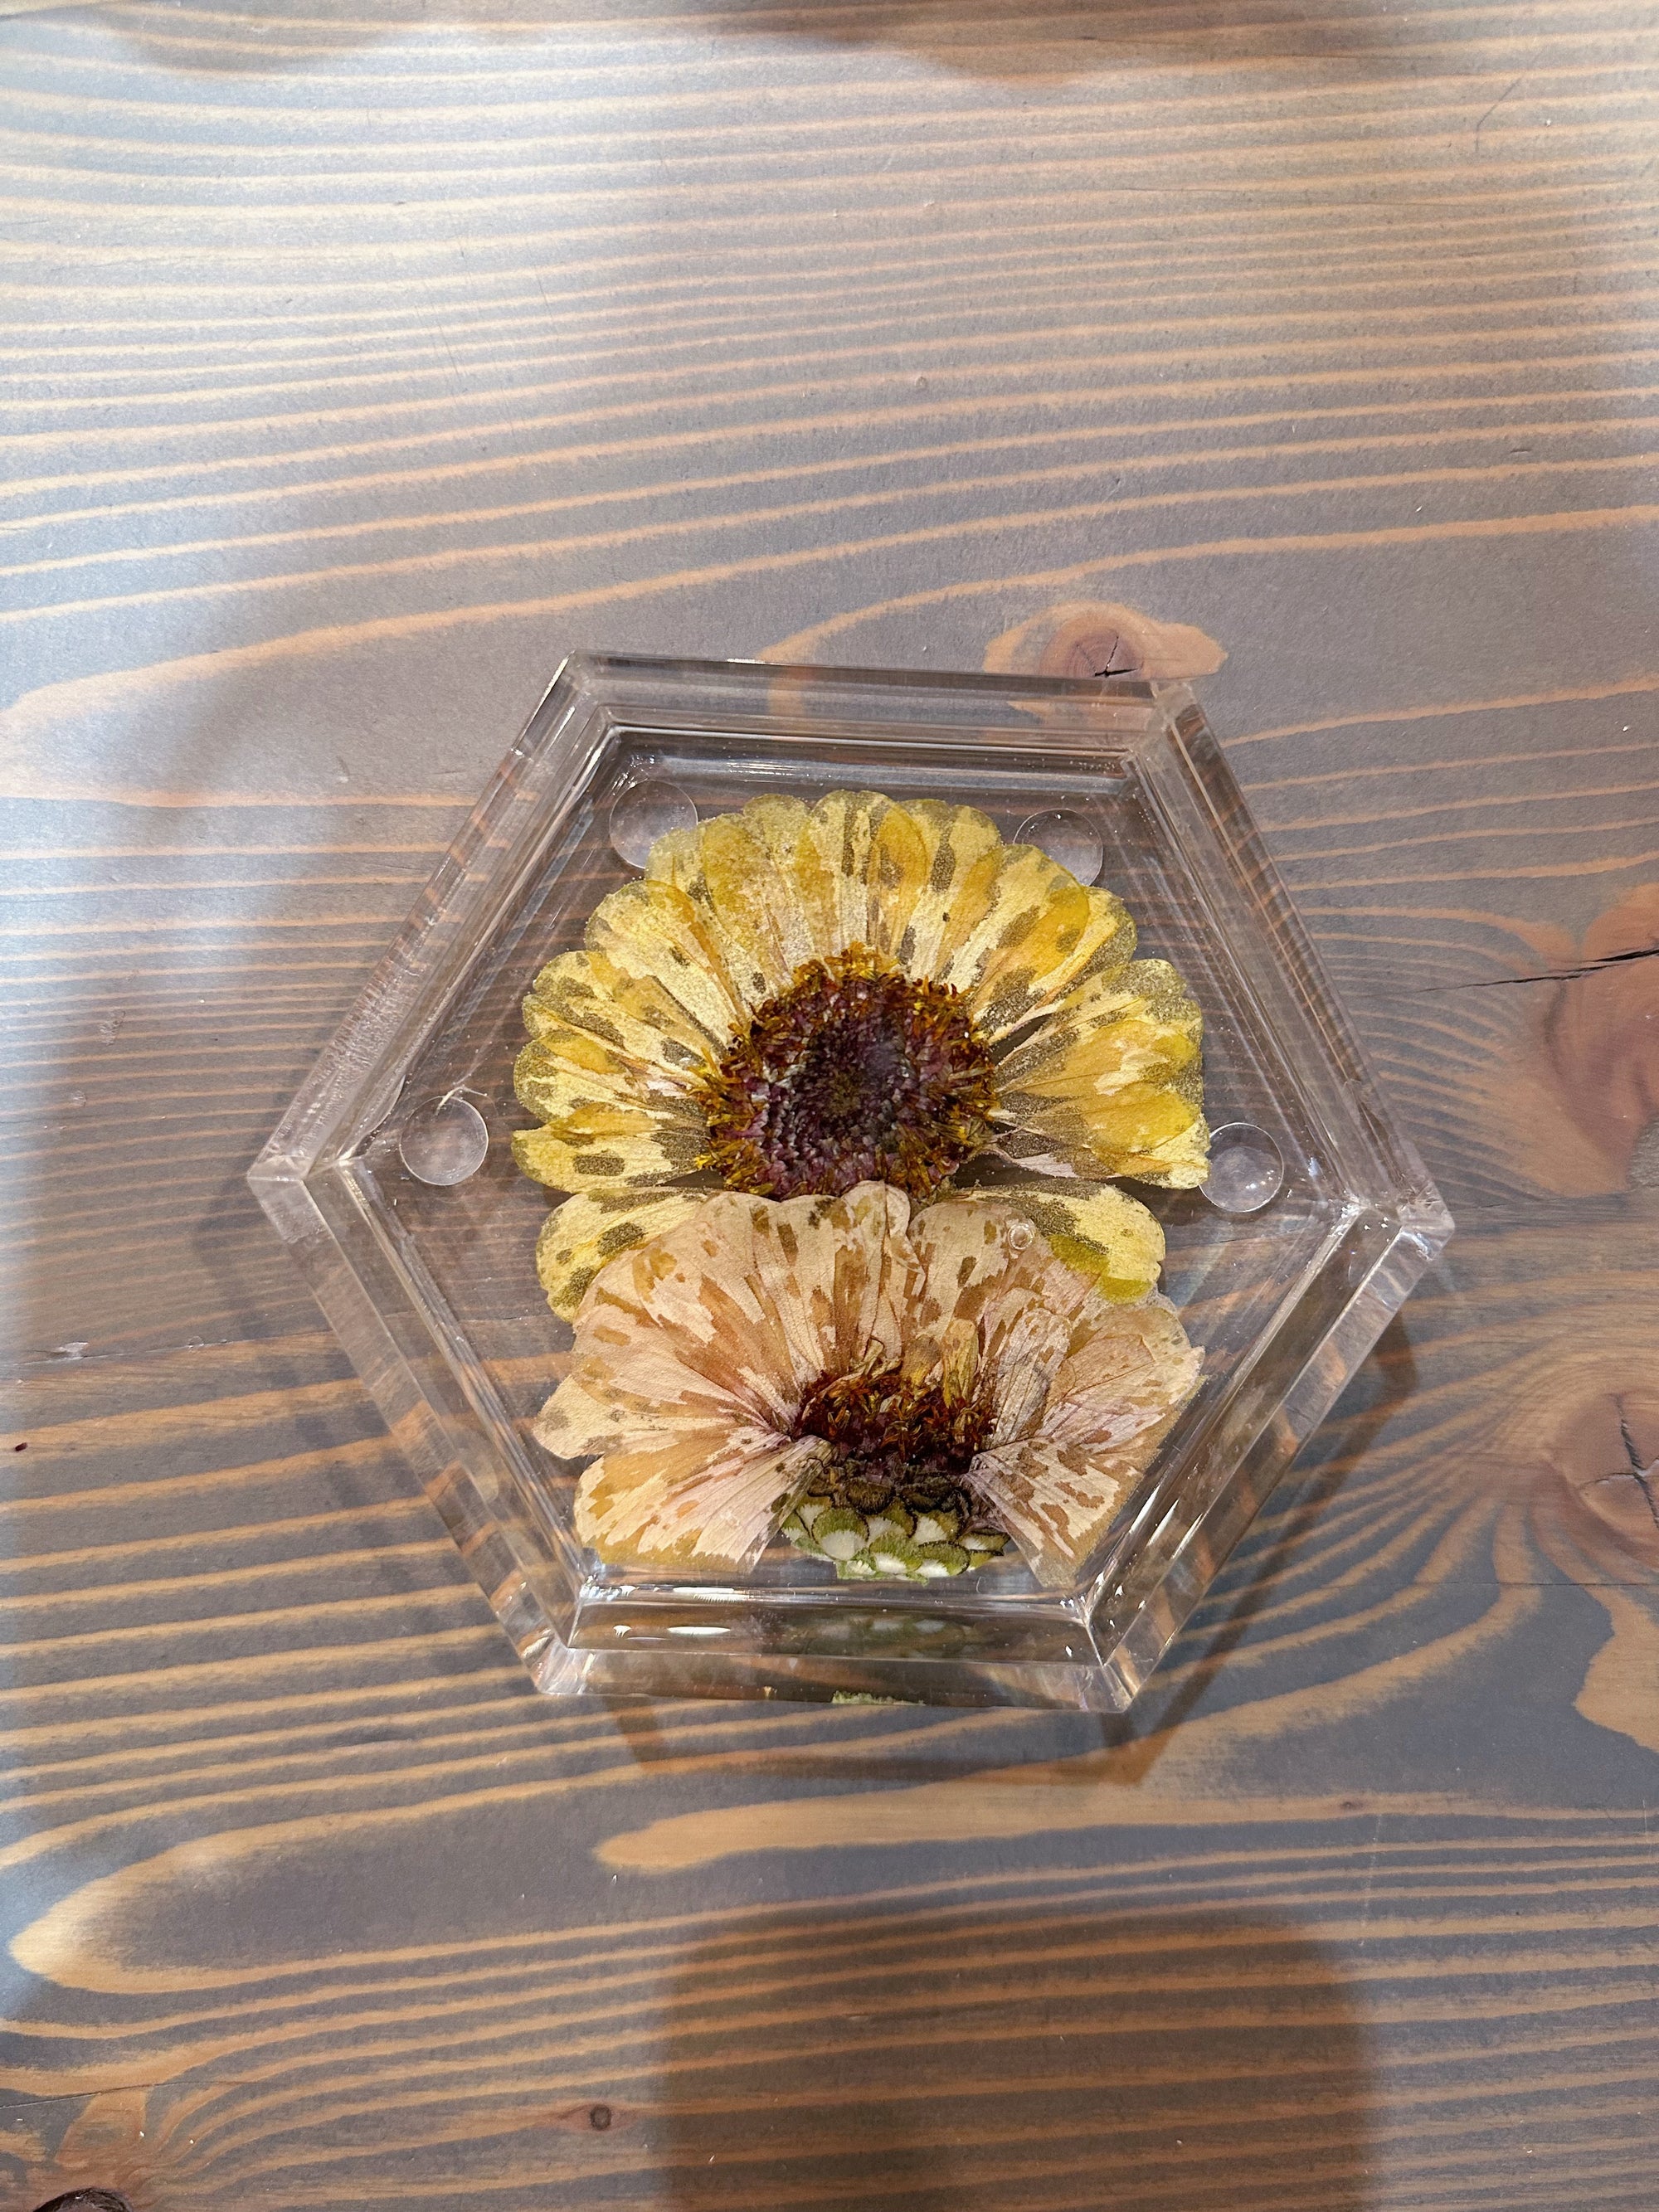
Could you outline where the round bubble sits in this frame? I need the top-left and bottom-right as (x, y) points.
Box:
(1203, 1121), (1285, 1215)
(1014, 808), (1105, 886)
(610, 780), (697, 868)
(399, 1094), (490, 1186)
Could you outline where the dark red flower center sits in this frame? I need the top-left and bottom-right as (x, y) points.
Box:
(791, 1365), (992, 1519)
(692, 946), (997, 1201)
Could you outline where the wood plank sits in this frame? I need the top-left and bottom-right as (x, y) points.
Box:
(3, 0), (1658, 2205)
(2, 1813), (1657, 2210)
(2, 1219), (1656, 2208)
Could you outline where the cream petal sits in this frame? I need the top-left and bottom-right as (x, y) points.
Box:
(673, 1181), (916, 1403)
(574, 1430), (827, 1570)
(906, 1198), (1092, 1437)
(1044, 1291), (1204, 1451)
(970, 1287), (1200, 1581)
(538, 1339), (757, 1457)
(906, 1195), (1047, 1326)
(967, 1434), (1143, 1588)
(970, 1176), (1165, 1303)
(533, 1186), (712, 1321)
(538, 1182), (917, 1448)
(907, 1199), (1195, 1497)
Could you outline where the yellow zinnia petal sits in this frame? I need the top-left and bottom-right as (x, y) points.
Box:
(880, 802), (1136, 1036)
(511, 1094), (706, 1192)
(956, 1177), (1166, 1304)
(513, 1025), (697, 1122)
(887, 800), (1006, 975)
(523, 950), (713, 1079)
(586, 876), (755, 1036)
(751, 793), (845, 962)
(943, 856), (1134, 1037)
(997, 957), (1202, 1091)
(995, 1087), (1209, 1188)
(645, 813), (781, 1003)
(533, 1187), (712, 1320)
(796, 790), (922, 959)
(993, 957), (1209, 1186)
(863, 798), (934, 960)
(690, 807), (815, 999)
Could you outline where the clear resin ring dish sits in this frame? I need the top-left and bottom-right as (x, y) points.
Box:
(249, 655), (1451, 1711)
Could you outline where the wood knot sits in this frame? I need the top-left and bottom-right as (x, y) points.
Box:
(31, 2194), (136, 2212)
(983, 598), (1227, 683)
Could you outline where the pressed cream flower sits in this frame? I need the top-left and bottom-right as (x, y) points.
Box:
(536, 1184), (1201, 1585)
(515, 790), (1208, 1315)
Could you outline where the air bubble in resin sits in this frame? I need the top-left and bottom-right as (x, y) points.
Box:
(1014, 808), (1105, 887)
(1203, 1121), (1284, 1214)
(610, 780), (697, 868)
(400, 1095), (489, 1186)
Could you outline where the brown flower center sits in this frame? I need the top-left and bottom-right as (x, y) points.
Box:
(692, 946), (998, 1200)
(791, 1365), (992, 1521)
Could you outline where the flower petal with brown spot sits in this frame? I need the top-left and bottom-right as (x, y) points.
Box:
(514, 791), (1208, 1315)
(538, 1184), (1200, 1580)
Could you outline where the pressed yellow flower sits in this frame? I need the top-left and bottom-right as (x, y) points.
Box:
(537, 1184), (1202, 1585)
(514, 790), (1207, 1316)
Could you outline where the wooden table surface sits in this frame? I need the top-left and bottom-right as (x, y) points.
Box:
(3, 1), (1658, 2206)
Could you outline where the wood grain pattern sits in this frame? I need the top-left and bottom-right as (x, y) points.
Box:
(3, 0), (1658, 2205)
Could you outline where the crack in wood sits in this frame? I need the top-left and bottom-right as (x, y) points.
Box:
(1423, 943), (1659, 992)
(1593, 1402), (1659, 1533)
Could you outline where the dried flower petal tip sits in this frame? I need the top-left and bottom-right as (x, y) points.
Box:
(538, 1181), (1200, 1585)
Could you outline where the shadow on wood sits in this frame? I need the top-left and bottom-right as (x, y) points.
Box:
(100, 0), (1463, 84)
(659, 1898), (1372, 2209)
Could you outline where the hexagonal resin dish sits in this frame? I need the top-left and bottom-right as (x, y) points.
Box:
(248, 656), (1451, 1709)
